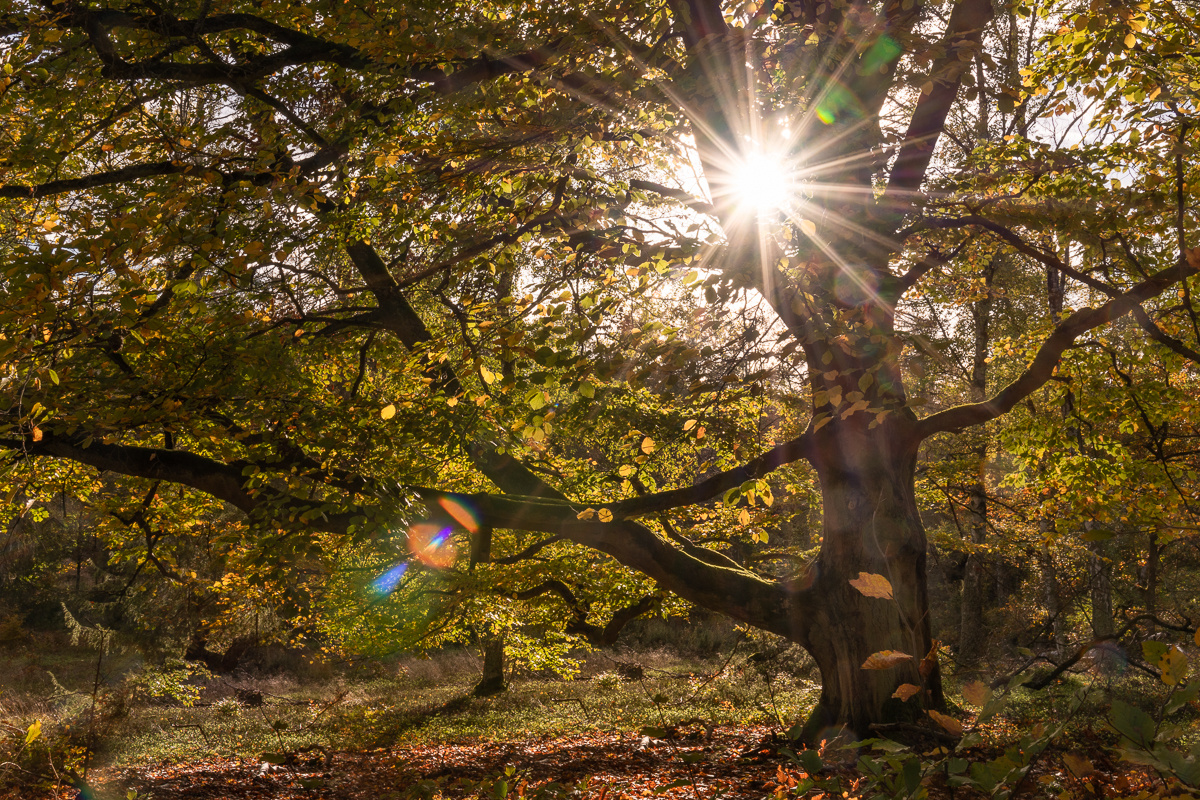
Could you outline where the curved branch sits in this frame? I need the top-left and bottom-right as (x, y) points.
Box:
(418, 489), (808, 641)
(609, 432), (814, 518)
(916, 255), (1200, 438)
(921, 216), (1118, 296)
(2, 432), (360, 534)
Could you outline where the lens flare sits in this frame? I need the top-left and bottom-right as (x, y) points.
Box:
(436, 495), (481, 533)
(408, 522), (457, 568)
(371, 562), (408, 597)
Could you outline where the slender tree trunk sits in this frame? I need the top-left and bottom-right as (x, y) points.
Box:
(1144, 530), (1159, 635)
(1036, 535), (1069, 658)
(1086, 534), (1113, 638)
(797, 414), (943, 740)
(473, 635), (506, 697)
(959, 262), (995, 665)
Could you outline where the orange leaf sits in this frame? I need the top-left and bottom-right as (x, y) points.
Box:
(1062, 753), (1095, 777)
(862, 650), (912, 670)
(919, 639), (941, 678)
(848, 572), (893, 600)
(961, 680), (991, 707)
(927, 709), (963, 736)
(31, 426), (43, 442)
(892, 683), (921, 701)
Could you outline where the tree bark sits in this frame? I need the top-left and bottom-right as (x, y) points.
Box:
(1037, 535), (1069, 658)
(796, 414), (943, 740)
(1143, 530), (1159, 635)
(473, 635), (507, 697)
(959, 261), (995, 666)
(1086, 536), (1114, 638)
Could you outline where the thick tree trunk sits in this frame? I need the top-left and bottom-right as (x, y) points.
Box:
(796, 415), (943, 740)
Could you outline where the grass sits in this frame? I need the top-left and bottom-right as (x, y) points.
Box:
(0, 634), (821, 781)
(2, 630), (1197, 796)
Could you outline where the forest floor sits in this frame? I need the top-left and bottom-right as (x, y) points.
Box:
(0, 635), (1196, 799)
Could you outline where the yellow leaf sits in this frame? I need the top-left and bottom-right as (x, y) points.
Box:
(24, 719), (40, 745)
(862, 650), (912, 669)
(576, 508), (597, 521)
(683, 419), (697, 431)
(447, 396), (458, 407)
(1160, 645), (1188, 686)
(618, 464), (635, 477)
(738, 508), (750, 526)
(640, 437), (656, 454)
(892, 683), (921, 701)
(927, 709), (962, 736)
(598, 508), (614, 523)
(380, 404), (396, 420)
(1123, 32), (1136, 48)
(849, 572), (893, 600)
(799, 219), (817, 237)
(961, 680), (991, 707)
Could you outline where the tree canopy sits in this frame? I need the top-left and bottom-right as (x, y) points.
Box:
(1, 0), (1198, 737)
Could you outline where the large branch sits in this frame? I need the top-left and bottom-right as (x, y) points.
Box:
(0, 145), (344, 200)
(3, 432), (358, 534)
(916, 254), (1200, 438)
(57, 5), (559, 91)
(342, 240), (566, 500)
(880, 0), (995, 211)
(425, 489), (808, 641)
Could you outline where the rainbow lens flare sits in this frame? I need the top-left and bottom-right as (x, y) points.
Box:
(407, 522), (457, 568)
(371, 562), (408, 597)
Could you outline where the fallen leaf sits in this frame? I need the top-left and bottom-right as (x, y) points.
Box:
(848, 572), (893, 600)
(862, 650), (912, 670)
(1062, 752), (1095, 777)
(892, 683), (921, 701)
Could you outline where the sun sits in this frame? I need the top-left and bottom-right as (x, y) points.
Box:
(732, 151), (794, 215)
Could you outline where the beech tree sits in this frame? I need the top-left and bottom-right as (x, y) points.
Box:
(1, 0), (1197, 737)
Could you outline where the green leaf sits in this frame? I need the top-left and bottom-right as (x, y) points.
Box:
(1109, 699), (1157, 748)
(1142, 640), (1169, 665)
